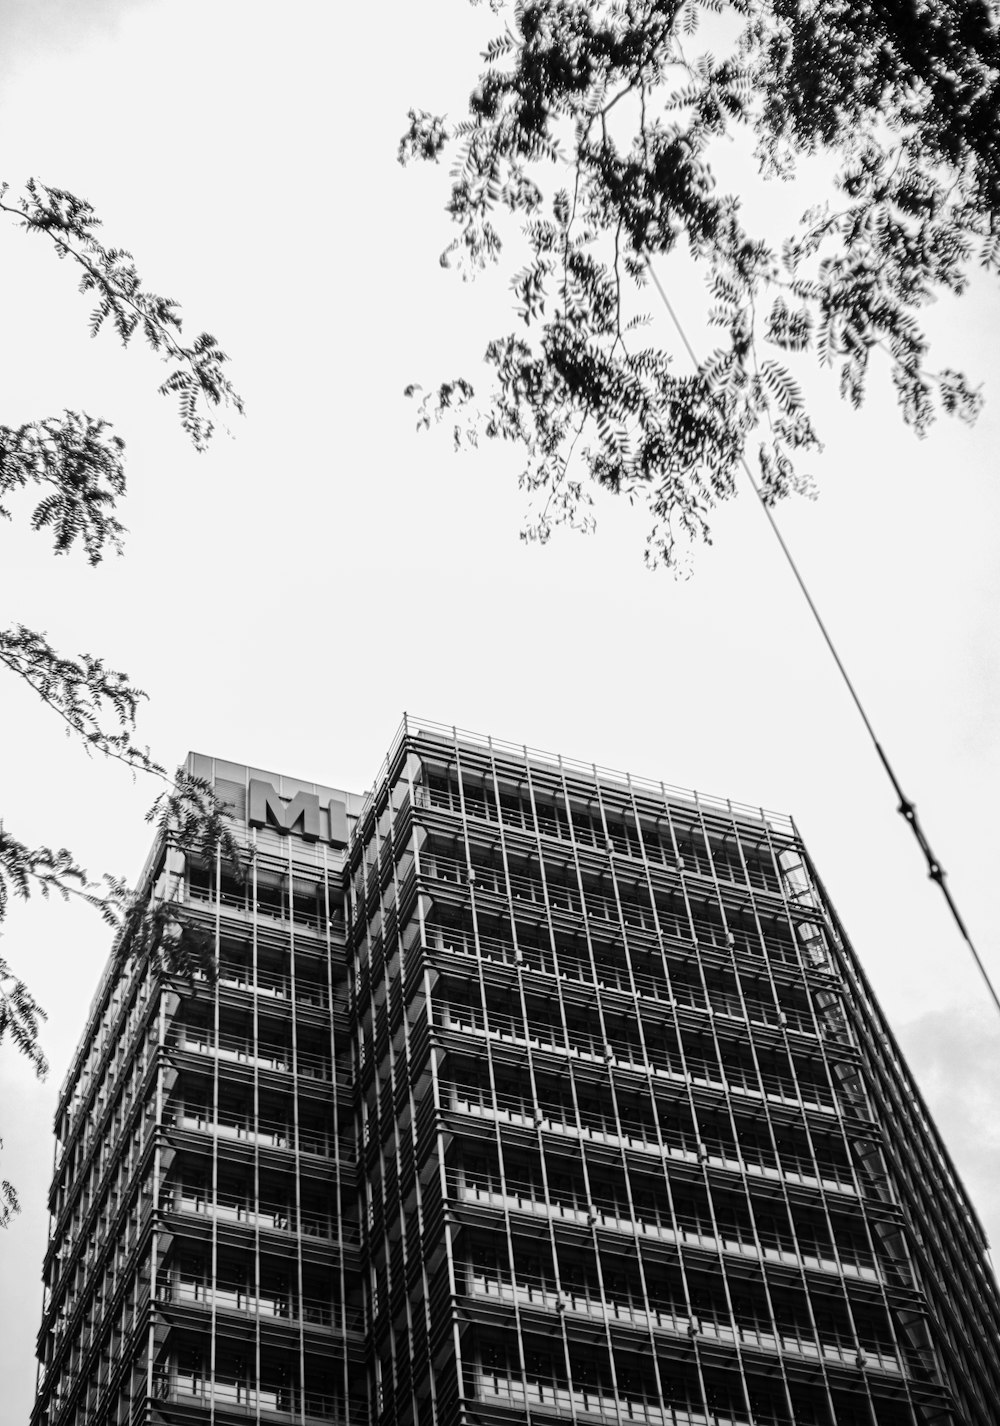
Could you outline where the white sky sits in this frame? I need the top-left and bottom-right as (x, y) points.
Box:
(1, 4), (998, 1419)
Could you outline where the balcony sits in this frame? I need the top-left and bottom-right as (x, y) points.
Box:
(168, 1186), (359, 1247)
(475, 1370), (762, 1426)
(170, 1025), (332, 1083)
(158, 1275), (363, 1335)
(440, 1007), (837, 1117)
(173, 1109), (353, 1163)
(186, 879), (336, 941)
(412, 781), (790, 900)
(454, 1174), (880, 1283)
(420, 853), (806, 970)
(464, 1267), (903, 1375)
(425, 927), (820, 1036)
(446, 1086), (859, 1198)
(193, 961), (331, 1012)
(152, 1370), (345, 1422)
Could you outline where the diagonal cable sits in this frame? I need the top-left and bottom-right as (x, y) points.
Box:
(644, 259), (1000, 1019)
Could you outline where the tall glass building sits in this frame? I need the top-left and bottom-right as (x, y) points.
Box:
(31, 717), (1000, 1426)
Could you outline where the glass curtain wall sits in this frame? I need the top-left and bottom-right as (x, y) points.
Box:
(33, 722), (1000, 1426)
(347, 718), (1000, 1426)
(32, 774), (362, 1426)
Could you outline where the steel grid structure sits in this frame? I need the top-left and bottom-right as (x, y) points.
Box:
(31, 760), (366, 1426)
(30, 719), (1000, 1426)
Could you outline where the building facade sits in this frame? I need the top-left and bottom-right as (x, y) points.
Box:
(31, 717), (1000, 1426)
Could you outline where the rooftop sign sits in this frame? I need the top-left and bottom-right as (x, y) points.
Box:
(247, 778), (349, 848)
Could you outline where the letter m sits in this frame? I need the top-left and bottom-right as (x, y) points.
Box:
(248, 779), (320, 841)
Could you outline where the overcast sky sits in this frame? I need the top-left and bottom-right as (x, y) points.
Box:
(1, 4), (998, 1419)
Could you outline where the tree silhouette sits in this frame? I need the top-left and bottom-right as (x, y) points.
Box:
(402, 0), (998, 565)
(0, 179), (245, 1219)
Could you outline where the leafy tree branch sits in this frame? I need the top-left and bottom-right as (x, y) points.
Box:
(145, 768), (246, 888)
(0, 765), (248, 1140)
(0, 180), (244, 450)
(1, 1173), (20, 1230)
(107, 767), (248, 986)
(0, 412), (126, 564)
(0, 831), (117, 929)
(401, 0), (998, 566)
(0, 955), (49, 1079)
(0, 624), (164, 777)
(0, 178), (246, 1220)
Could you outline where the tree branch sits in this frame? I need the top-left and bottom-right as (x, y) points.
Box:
(0, 181), (244, 450)
(0, 625), (166, 779)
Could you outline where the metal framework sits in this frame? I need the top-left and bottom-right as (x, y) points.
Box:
(31, 761), (364, 1426)
(30, 719), (1000, 1426)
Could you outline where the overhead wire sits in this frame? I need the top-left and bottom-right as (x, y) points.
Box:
(644, 259), (1000, 1020)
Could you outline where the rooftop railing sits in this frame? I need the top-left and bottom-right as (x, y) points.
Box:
(368, 714), (797, 840)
